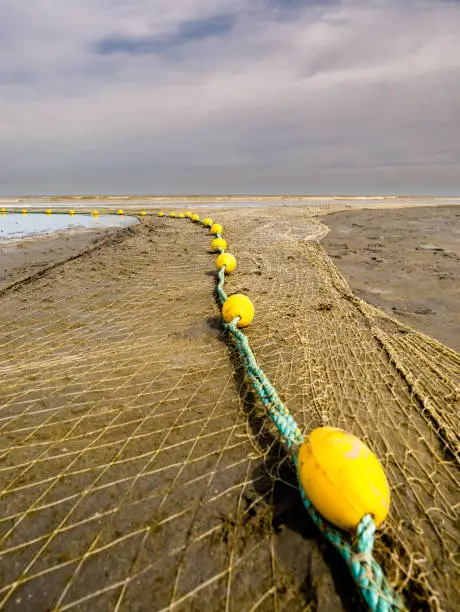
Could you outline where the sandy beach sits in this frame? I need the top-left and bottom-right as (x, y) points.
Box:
(0, 227), (126, 293)
(0, 204), (458, 611)
(322, 205), (460, 352)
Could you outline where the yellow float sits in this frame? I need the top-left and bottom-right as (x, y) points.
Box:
(169, 211), (176, 218)
(222, 294), (255, 328)
(211, 237), (227, 252)
(216, 253), (236, 273)
(22, 209), (27, 215)
(178, 212), (185, 218)
(45, 209), (52, 215)
(140, 211), (146, 216)
(69, 209), (75, 216)
(185, 211), (192, 218)
(117, 209), (124, 215)
(202, 217), (213, 227)
(158, 211), (164, 217)
(297, 427), (390, 530)
(210, 223), (223, 235)
(92, 210), (99, 217)
(192, 214), (200, 222)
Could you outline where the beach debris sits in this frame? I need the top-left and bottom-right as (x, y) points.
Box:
(222, 294), (255, 328)
(416, 244), (444, 251)
(216, 253), (236, 273)
(297, 427), (390, 530)
(314, 302), (333, 311)
(211, 237), (227, 252)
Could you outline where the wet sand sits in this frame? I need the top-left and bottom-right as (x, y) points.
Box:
(321, 205), (460, 352)
(0, 227), (127, 293)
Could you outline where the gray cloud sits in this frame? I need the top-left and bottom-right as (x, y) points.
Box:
(0, 0), (459, 195)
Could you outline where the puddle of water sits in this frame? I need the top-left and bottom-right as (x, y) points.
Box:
(0, 213), (138, 241)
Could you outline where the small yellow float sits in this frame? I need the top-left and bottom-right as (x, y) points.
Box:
(222, 294), (255, 328)
(216, 253), (236, 273)
(210, 223), (223, 235)
(211, 237), (227, 252)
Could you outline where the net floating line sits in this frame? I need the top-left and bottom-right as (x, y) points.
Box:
(160, 211), (407, 612)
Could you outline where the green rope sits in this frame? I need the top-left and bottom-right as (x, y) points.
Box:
(216, 266), (228, 305)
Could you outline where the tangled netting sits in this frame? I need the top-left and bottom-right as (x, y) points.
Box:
(0, 206), (459, 611)
(212, 225), (403, 610)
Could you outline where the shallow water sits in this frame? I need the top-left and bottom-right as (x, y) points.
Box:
(0, 213), (138, 241)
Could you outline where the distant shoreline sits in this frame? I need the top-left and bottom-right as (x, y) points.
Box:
(1, 194), (459, 205)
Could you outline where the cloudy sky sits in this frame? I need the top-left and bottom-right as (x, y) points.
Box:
(1, 0), (459, 195)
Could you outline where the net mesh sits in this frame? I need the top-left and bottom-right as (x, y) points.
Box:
(0, 206), (458, 611)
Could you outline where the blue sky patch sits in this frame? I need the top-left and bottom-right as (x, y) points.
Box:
(98, 13), (235, 56)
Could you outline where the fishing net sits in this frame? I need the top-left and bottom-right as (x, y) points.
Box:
(0, 206), (458, 611)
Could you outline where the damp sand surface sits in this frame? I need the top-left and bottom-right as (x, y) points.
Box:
(321, 205), (460, 352)
(0, 205), (458, 611)
(0, 226), (126, 292)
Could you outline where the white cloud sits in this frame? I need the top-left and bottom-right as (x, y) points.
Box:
(0, 0), (459, 194)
